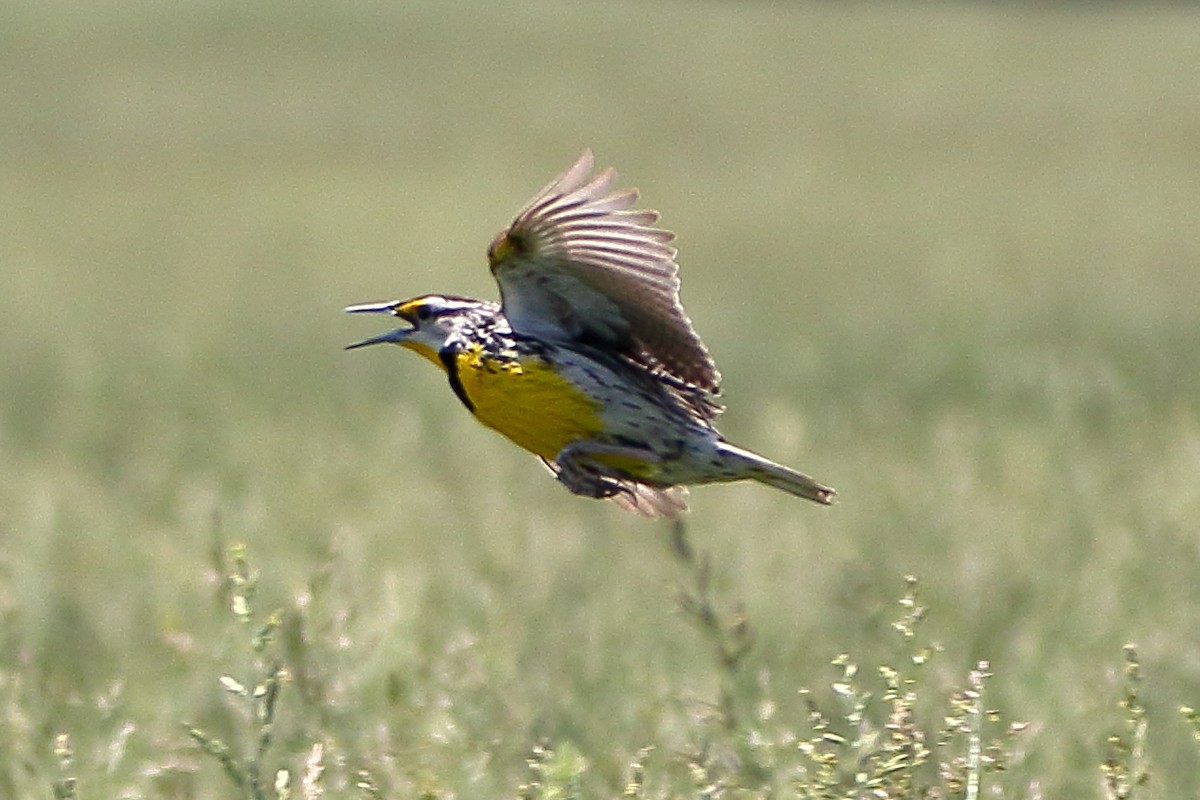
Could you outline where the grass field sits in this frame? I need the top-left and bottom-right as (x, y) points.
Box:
(3, 1), (1200, 796)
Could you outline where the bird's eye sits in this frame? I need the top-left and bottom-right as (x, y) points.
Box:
(415, 304), (433, 321)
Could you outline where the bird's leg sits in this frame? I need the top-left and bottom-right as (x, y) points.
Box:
(552, 441), (662, 500)
(551, 460), (622, 500)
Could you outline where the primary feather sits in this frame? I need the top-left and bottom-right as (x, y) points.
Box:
(488, 150), (722, 399)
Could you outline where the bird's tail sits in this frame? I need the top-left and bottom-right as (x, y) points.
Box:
(716, 442), (836, 505)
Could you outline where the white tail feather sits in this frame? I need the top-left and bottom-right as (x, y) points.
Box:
(715, 442), (835, 505)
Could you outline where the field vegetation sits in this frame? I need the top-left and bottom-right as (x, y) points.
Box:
(3, 2), (1200, 797)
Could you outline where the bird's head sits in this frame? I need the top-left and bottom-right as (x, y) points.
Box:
(345, 294), (491, 366)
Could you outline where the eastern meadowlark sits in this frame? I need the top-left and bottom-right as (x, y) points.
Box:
(346, 151), (834, 517)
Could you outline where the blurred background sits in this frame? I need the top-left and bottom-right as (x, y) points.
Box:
(2, 1), (1200, 796)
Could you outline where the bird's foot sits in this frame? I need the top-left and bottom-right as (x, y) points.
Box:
(551, 441), (661, 500)
(555, 462), (625, 499)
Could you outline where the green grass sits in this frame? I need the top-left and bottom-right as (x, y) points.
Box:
(3, 1), (1200, 796)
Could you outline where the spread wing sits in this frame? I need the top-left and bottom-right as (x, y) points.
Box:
(487, 150), (722, 397)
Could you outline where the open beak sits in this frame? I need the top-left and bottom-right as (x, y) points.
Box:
(344, 301), (413, 350)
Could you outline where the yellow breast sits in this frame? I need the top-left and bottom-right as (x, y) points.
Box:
(453, 345), (605, 461)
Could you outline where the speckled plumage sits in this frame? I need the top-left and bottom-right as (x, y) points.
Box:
(346, 153), (834, 517)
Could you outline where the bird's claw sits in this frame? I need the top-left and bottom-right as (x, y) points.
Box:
(553, 449), (624, 499)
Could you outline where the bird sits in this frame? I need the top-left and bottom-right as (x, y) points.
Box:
(345, 150), (834, 518)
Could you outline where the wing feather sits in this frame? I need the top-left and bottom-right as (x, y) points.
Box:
(488, 150), (721, 398)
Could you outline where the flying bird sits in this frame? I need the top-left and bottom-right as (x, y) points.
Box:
(347, 151), (834, 517)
